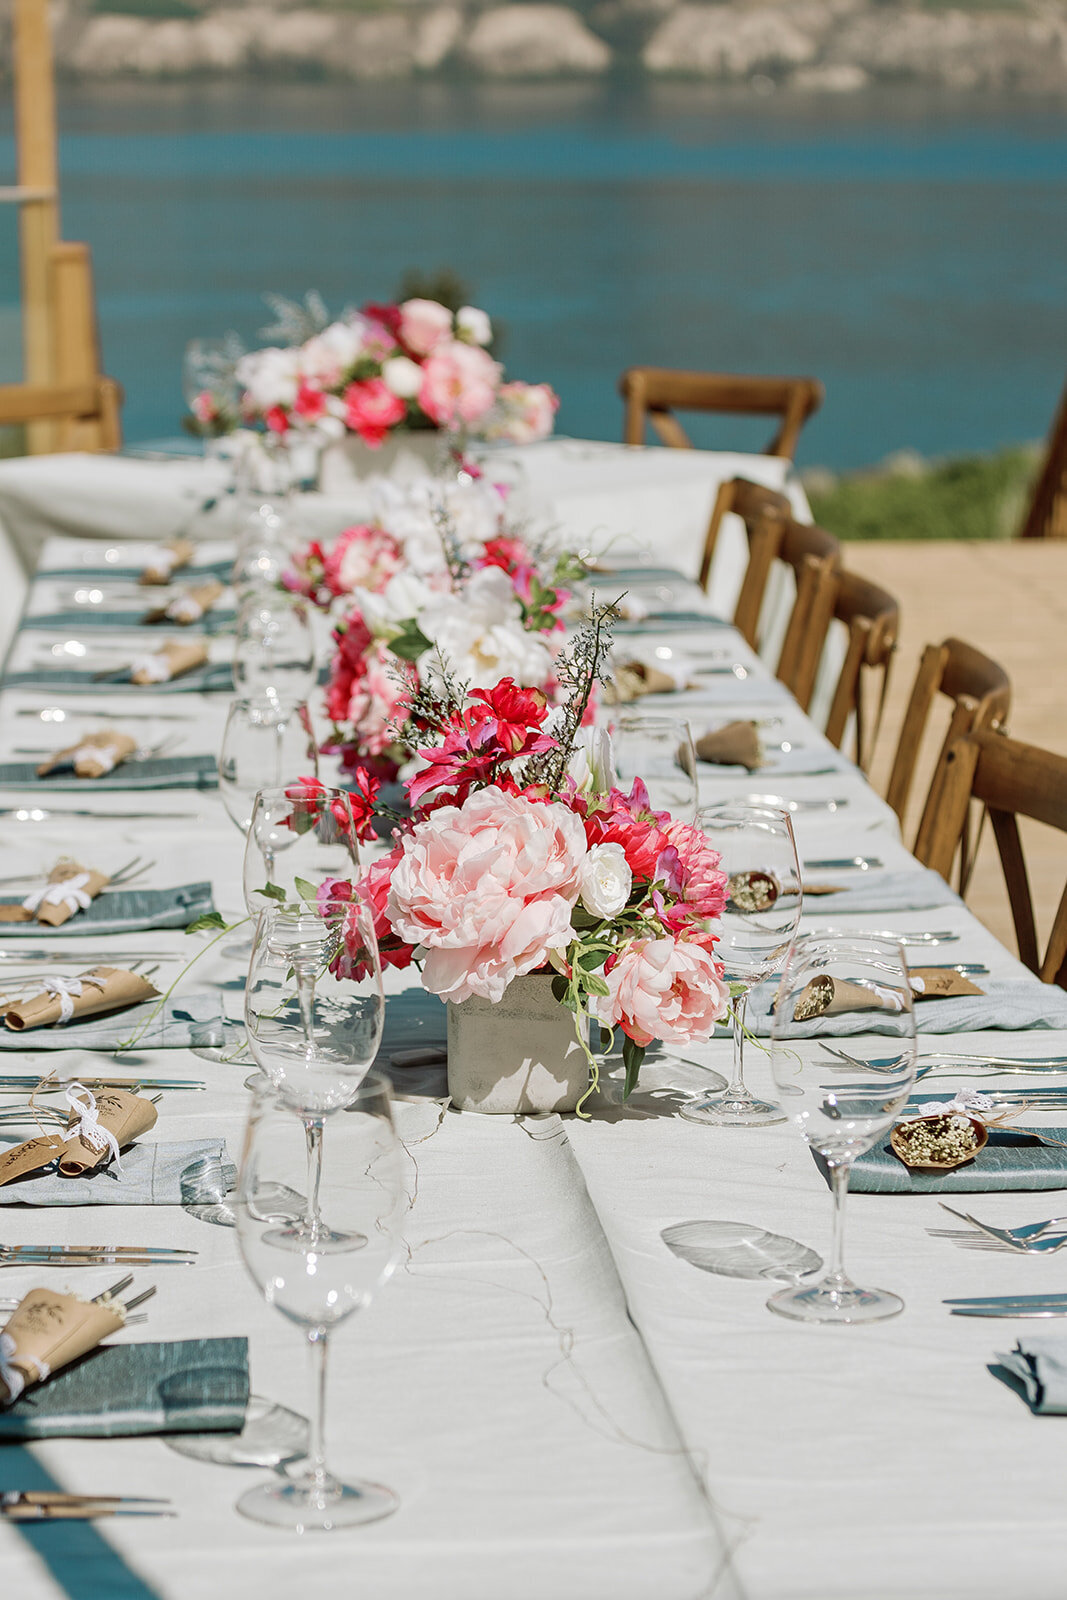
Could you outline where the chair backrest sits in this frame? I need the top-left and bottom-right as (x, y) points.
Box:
(927, 729), (1067, 988)
(1018, 377), (1067, 539)
(699, 476), (792, 622)
(887, 636), (1011, 824)
(619, 367), (824, 459)
(823, 570), (900, 771)
(0, 376), (122, 450)
(770, 518), (842, 710)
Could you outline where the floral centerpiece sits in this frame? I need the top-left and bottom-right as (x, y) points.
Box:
(284, 478), (585, 781)
(324, 608), (731, 1116)
(215, 295), (557, 453)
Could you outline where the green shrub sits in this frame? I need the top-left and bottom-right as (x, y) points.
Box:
(807, 447), (1039, 541)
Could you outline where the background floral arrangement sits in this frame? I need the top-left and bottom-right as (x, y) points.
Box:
(192, 294), (558, 448)
(325, 611), (731, 1113)
(284, 477), (586, 780)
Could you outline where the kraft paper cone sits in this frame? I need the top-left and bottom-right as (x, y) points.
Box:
(25, 860), (111, 929)
(695, 722), (764, 770)
(129, 639), (209, 685)
(1, 1289), (124, 1404)
(605, 661), (693, 704)
(138, 537), (194, 586)
(58, 1087), (158, 1175)
(4, 966), (157, 1031)
(144, 579), (224, 626)
(36, 731), (138, 781)
(794, 975), (906, 1021)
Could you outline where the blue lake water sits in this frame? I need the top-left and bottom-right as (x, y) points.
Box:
(0, 80), (1065, 468)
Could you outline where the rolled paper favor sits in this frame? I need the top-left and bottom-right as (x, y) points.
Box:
(138, 537), (194, 586)
(0, 1289), (124, 1404)
(36, 731), (138, 781)
(793, 975), (907, 1022)
(22, 860), (111, 928)
(58, 1085), (158, 1175)
(144, 579), (224, 627)
(695, 721), (764, 770)
(3, 966), (158, 1031)
(605, 661), (692, 703)
(129, 639), (209, 685)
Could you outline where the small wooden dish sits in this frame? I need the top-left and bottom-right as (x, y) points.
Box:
(890, 1111), (989, 1173)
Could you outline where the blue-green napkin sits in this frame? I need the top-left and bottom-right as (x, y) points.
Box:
(0, 1138), (234, 1205)
(0, 992), (225, 1051)
(20, 608), (235, 634)
(2, 662), (234, 695)
(0, 883), (214, 937)
(0, 755), (218, 791)
(0, 1337), (249, 1437)
(993, 1337), (1067, 1414)
(745, 978), (1067, 1037)
(839, 1125), (1067, 1194)
(37, 559), (232, 582)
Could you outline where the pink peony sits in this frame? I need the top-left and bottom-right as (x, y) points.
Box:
(386, 785), (588, 1002)
(323, 524), (403, 598)
(594, 937), (730, 1049)
(345, 641), (412, 757)
(489, 381), (559, 444)
(398, 298), (454, 357)
(344, 378), (407, 447)
(658, 818), (729, 929)
(418, 341), (501, 429)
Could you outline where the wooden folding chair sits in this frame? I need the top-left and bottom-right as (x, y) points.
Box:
(823, 571), (900, 772)
(699, 477), (792, 624)
(769, 518), (842, 710)
(925, 729), (1067, 988)
(885, 637), (1011, 891)
(619, 368), (823, 459)
(1018, 376), (1067, 539)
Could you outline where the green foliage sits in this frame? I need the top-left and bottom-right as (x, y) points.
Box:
(92, 0), (199, 17)
(186, 911), (228, 934)
(807, 447), (1038, 542)
(254, 883), (287, 902)
(390, 620), (433, 663)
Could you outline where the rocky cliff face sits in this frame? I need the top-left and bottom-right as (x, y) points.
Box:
(14, 0), (1067, 87)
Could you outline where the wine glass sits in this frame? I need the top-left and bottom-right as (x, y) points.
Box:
(218, 696), (317, 838)
(233, 593), (316, 701)
(609, 713), (698, 822)
(234, 1077), (405, 1530)
(767, 936), (917, 1324)
(245, 897), (385, 1250)
(242, 784), (362, 921)
(680, 801), (801, 1127)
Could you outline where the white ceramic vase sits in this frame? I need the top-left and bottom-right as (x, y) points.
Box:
(446, 973), (589, 1115)
(318, 430), (444, 492)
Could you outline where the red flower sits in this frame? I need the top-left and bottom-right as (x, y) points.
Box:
(343, 378), (406, 448)
(344, 766), (381, 845)
(293, 380), (327, 422)
(360, 301), (403, 340)
(325, 611), (373, 724)
(405, 680), (556, 808)
(265, 405), (290, 435)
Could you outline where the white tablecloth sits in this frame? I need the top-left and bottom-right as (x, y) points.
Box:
(1, 475), (1065, 1600)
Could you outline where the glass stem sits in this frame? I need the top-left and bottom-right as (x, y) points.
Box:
(305, 1325), (333, 1496)
(262, 844), (275, 889)
(295, 961), (315, 1047)
(825, 1160), (852, 1290)
(304, 1116), (324, 1232)
(727, 990), (750, 1095)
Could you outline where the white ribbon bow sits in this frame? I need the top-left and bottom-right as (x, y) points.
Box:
(129, 652), (171, 682)
(906, 1088), (997, 1122)
(39, 972), (106, 1026)
(166, 594), (202, 623)
(64, 1081), (123, 1171)
(0, 1330), (49, 1405)
(71, 744), (119, 774)
(22, 871), (94, 917)
(144, 545), (177, 576)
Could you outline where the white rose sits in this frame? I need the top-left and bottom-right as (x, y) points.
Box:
(382, 355), (424, 399)
(579, 843), (632, 920)
(456, 305), (493, 346)
(235, 346), (301, 411)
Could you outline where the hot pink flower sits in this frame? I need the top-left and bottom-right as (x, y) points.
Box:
(265, 405), (290, 435)
(191, 390), (218, 424)
(357, 848), (415, 973)
(490, 381), (559, 444)
(344, 378), (407, 447)
(386, 786), (588, 1003)
(658, 818), (728, 930)
(345, 641), (413, 757)
(325, 612), (373, 724)
(593, 937), (729, 1048)
(418, 341), (501, 429)
(397, 298), (453, 357)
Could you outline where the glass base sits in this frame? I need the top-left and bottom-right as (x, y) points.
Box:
(262, 1221), (367, 1254)
(680, 1088), (786, 1127)
(237, 1474), (398, 1532)
(767, 1279), (904, 1324)
(166, 1395), (309, 1467)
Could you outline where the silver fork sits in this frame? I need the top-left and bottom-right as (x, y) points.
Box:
(820, 1045), (1067, 1076)
(939, 1204), (1067, 1250)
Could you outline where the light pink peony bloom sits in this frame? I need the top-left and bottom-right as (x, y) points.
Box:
(418, 341), (502, 429)
(487, 381), (559, 444)
(344, 641), (411, 755)
(594, 937), (730, 1049)
(344, 378), (406, 447)
(386, 786), (588, 1003)
(398, 298), (454, 357)
(324, 524), (403, 598)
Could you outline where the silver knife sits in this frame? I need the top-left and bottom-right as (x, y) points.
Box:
(803, 857), (882, 871)
(0, 807), (200, 821)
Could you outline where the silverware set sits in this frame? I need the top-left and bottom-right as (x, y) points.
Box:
(803, 856), (882, 871)
(0, 806), (203, 822)
(820, 1045), (1067, 1076)
(0, 1074), (206, 1093)
(13, 737), (185, 762)
(935, 1205), (1067, 1253)
(17, 706), (196, 723)
(743, 792), (850, 813)
(801, 927), (960, 946)
(0, 855), (154, 891)
(0, 1244), (196, 1267)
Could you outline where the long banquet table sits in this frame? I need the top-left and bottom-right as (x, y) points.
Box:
(2, 443), (1067, 1600)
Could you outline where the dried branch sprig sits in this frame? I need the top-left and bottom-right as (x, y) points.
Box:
(431, 501), (471, 589)
(526, 595), (620, 792)
(391, 649), (470, 751)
